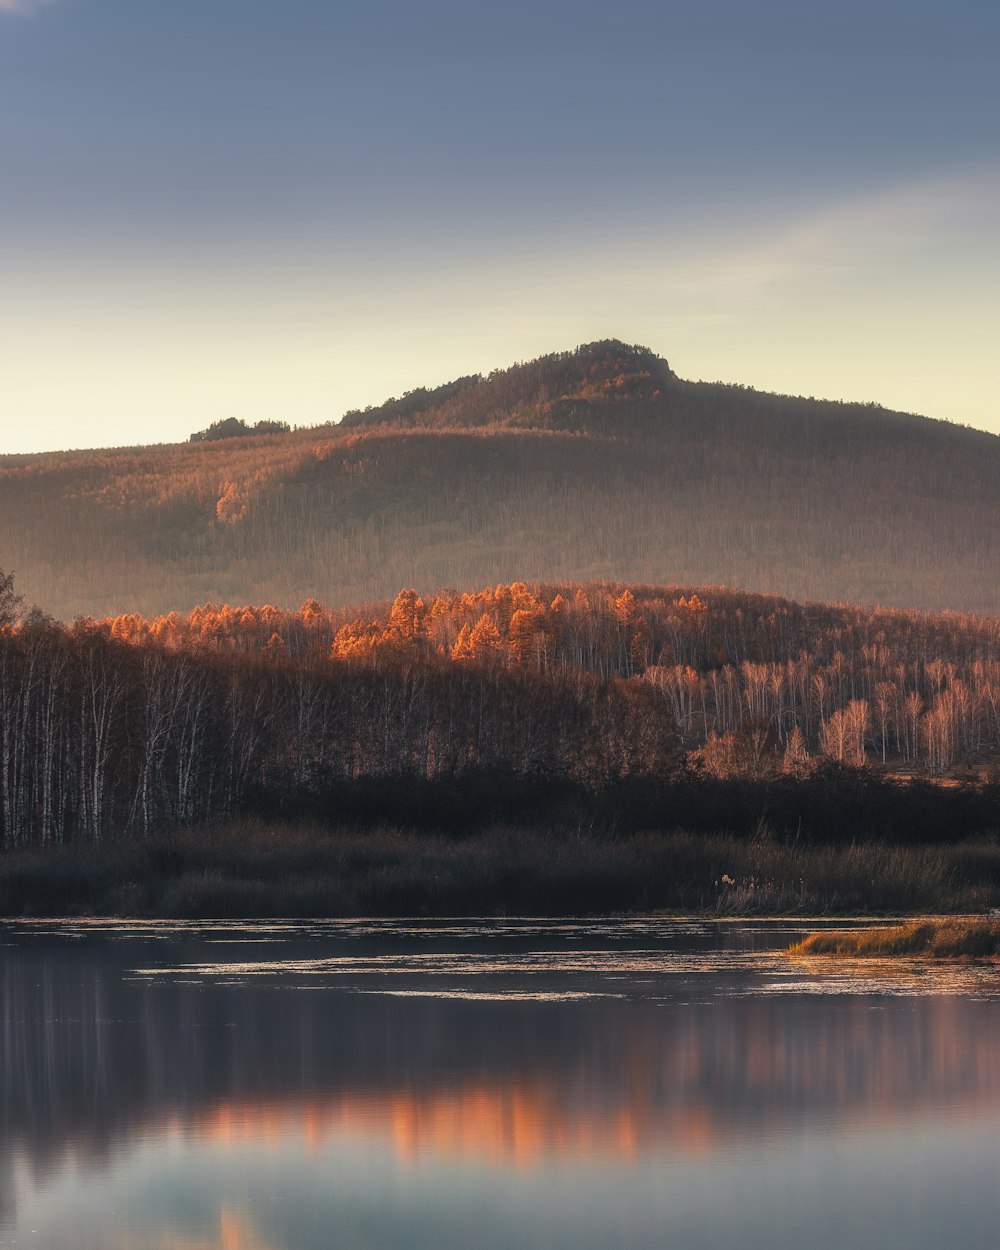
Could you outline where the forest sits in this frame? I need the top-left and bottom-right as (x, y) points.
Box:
(5, 570), (1000, 913)
(5, 340), (1000, 620)
(4, 574), (1000, 849)
(100, 579), (1000, 778)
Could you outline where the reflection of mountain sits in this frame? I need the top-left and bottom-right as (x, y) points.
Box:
(5, 930), (1000, 1208)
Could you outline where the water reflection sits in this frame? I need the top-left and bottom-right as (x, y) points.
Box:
(3, 921), (1000, 1249)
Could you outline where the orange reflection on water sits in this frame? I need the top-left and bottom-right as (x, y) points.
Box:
(181, 1082), (818, 1168)
(93, 1206), (277, 1250)
(9, 958), (1000, 1183)
(219, 1207), (275, 1250)
(189, 1083), (663, 1166)
(171, 993), (1000, 1169)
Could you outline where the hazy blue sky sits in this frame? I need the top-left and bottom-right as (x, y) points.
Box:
(1, 0), (997, 451)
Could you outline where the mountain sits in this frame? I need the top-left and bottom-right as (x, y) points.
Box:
(3, 340), (999, 619)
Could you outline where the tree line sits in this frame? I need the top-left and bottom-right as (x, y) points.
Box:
(0, 593), (678, 848)
(189, 417), (292, 442)
(97, 579), (1000, 777)
(7, 571), (1000, 850)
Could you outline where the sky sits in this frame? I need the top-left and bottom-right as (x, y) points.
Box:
(0, 0), (997, 453)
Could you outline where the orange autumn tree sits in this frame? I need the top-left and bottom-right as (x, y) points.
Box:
(80, 577), (1000, 780)
(508, 608), (544, 665)
(468, 613), (503, 661)
(386, 589), (426, 644)
(451, 623), (475, 662)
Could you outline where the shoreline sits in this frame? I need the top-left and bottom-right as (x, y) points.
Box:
(2, 821), (999, 920)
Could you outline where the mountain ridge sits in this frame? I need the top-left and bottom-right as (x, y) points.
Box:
(2, 339), (999, 619)
(337, 338), (984, 447)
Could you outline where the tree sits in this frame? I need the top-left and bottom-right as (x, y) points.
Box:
(190, 417), (291, 441)
(782, 724), (810, 775)
(387, 589), (425, 643)
(216, 481), (247, 524)
(508, 608), (542, 666)
(0, 569), (22, 628)
(873, 681), (897, 764)
(845, 698), (870, 765)
(819, 709), (851, 764)
(451, 623), (475, 662)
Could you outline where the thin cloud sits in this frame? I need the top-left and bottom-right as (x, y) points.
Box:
(655, 164), (1000, 309)
(0, 0), (58, 13)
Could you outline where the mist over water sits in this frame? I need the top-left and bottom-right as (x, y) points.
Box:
(3, 919), (1000, 1249)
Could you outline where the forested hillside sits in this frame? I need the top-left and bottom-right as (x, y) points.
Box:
(103, 579), (1000, 779)
(3, 340), (1000, 618)
(6, 574), (1000, 851)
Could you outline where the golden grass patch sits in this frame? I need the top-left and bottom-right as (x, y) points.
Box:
(791, 918), (1000, 959)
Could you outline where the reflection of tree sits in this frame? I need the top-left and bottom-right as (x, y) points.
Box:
(4, 934), (1000, 1181)
(0, 1155), (15, 1229)
(219, 1207), (278, 1250)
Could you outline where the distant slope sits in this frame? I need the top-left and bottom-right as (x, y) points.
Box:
(3, 340), (999, 618)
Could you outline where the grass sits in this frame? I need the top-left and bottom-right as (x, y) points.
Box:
(790, 917), (1000, 958)
(3, 821), (1000, 918)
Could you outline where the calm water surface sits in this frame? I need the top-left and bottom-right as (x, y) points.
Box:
(3, 917), (1000, 1249)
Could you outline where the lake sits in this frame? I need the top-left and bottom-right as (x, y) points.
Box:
(2, 917), (1000, 1249)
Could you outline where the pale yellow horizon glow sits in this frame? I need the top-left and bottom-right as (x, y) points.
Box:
(1, 167), (997, 454)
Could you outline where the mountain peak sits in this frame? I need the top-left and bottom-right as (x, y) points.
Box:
(340, 339), (675, 434)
